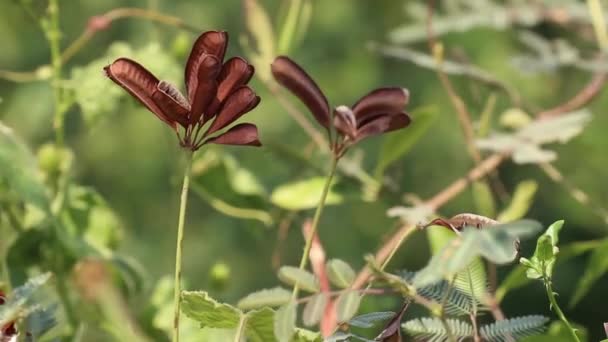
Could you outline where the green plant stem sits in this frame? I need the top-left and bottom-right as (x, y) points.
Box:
(544, 279), (580, 342)
(587, 0), (608, 50)
(291, 157), (339, 300)
(278, 0), (303, 53)
(44, 0), (65, 146)
(172, 150), (194, 342)
(233, 314), (248, 342)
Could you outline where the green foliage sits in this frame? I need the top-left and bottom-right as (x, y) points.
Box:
(522, 321), (589, 342)
(400, 271), (482, 316)
(402, 317), (473, 341)
(277, 266), (319, 293)
(472, 180), (496, 218)
(0, 273), (55, 338)
(237, 287), (292, 310)
(348, 311), (395, 328)
(335, 290), (361, 322)
(69, 42), (181, 127)
(0, 122), (50, 211)
(497, 180), (538, 222)
(180, 291), (241, 329)
(242, 0), (276, 81)
(414, 220), (542, 287)
(246, 307), (276, 342)
(270, 177), (343, 210)
(326, 259), (355, 289)
(274, 301), (296, 342)
(373, 106), (438, 180)
(480, 315), (549, 342)
(570, 238), (608, 307)
(302, 293), (327, 326)
(521, 220), (564, 280)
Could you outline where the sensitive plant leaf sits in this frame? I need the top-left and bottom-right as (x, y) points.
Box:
(271, 177), (343, 210)
(518, 110), (591, 145)
(497, 180), (538, 222)
(402, 317), (473, 341)
(326, 259), (356, 289)
(480, 315), (549, 341)
(23, 304), (57, 339)
(453, 259), (488, 303)
(302, 293), (327, 326)
(414, 220), (542, 287)
(349, 312), (395, 328)
(237, 287), (291, 310)
(373, 106), (437, 179)
(0, 122), (50, 211)
(472, 181), (496, 218)
(0, 273), (52, 326)
(335, 291), (361, 323)
(399, 271), (480, 316)
(246, 307), (276, 342)
(278, 267), (319, 293)
(569, 238), (608, 307)
(180, 291), (241, 329)
(274, 301), (296, 342)
(292, 328), (322, 342)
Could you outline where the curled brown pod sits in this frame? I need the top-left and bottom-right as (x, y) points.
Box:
(421, 213), (499, 234)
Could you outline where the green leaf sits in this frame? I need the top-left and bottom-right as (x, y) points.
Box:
(522, 220), (565, 280)
(472, 181), (496, 218)
(247, 307), (277, 342)
(0, 273), (52, 326)
(302, 293), (327, 326)
(414, 220), (542, 287)
(335, 291), (361, 322)
(180, 291), (241, 329)
(497, 180), (538, 222)
(326, 259), (356, 289)
(70, 42), (181, 127)
(292, 328), (322, 342)
(238, 287), (292, 310)
(402, 317), (473, 340)
(569, 238), (608, 307)
(278, 266), (320, 293)
(349, 311), (395, 328)
(24, 304), (57, 339)
(0, 122), (50, 211)
(277, 0), (309, 53)
(426, 225), (457, 253)
(271, 177), (343, 210)
(480, 315), (549, 341)
(274, 301), (296, 342)
(374, 106), (437, 179)
(453, 259), (488, 302)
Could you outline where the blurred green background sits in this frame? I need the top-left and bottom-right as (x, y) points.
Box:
(1, 0), (608, 340)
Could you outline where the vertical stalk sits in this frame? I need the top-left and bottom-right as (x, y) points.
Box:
(172, 150), (194, 342)
(544, 280), (581, 342)
(44, 0), (65, 145)
(233, 314), (248, 342)
(291, 157), (338, 299)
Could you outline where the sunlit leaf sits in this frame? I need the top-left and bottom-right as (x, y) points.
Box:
(302, 293), (327, 327)
(246, 307), (276, 342)
(271, 177), (343, 210)
(335, 291), (361, 323)
(237, 287), (292, 310)
(274, 301), (296, 342)
(278, 266), (319, 293)
(180, 291), (241, 329)
(414, 220), (542, 287)
(326, 259), (356, 289)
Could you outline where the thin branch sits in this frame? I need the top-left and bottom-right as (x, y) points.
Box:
(538, 72), (608, 118)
